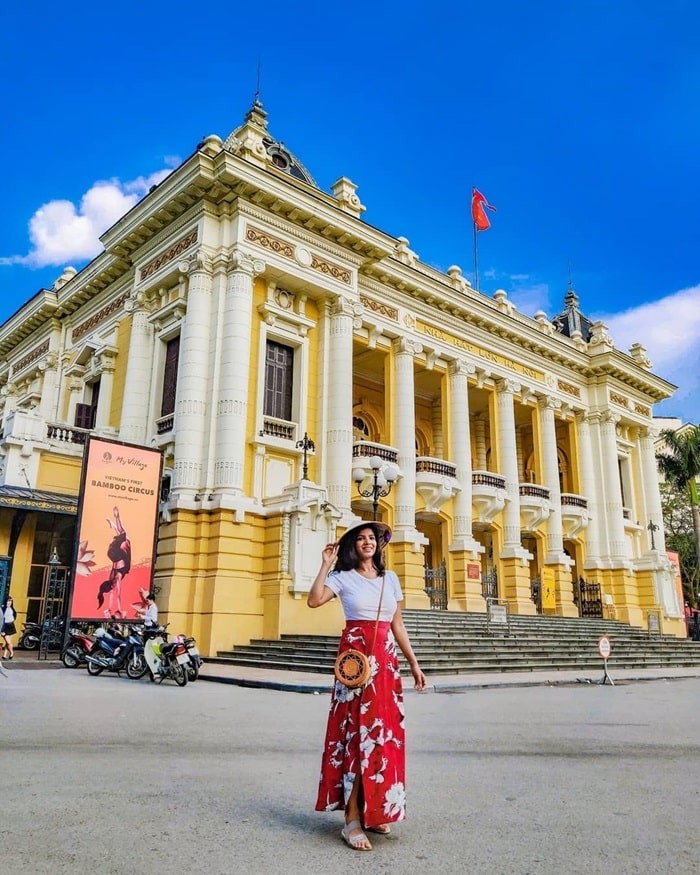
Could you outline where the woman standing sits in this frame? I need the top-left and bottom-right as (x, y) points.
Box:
(1, 595), (17, 660)
(308, 520), (427, 852)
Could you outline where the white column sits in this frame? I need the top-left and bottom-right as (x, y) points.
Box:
(448, 360), (481, 553)
(576, 413), (602, 566)
(94, 352), (116, 431)
(66, 377), (83, 426)
(119, 294), (154, 445)
(326, 297), (355, 515)
(172, 253), (214, 495)
(638, 426), (667, 553)
(600, 411), (627, 563)
(38, 354), (59, 422)
(496, 379), (528, 559)
(214, 253), (259, 495)
(539, 396), (566, 563)
(392, 337), (421, 537)
(1, 383), (18, 428)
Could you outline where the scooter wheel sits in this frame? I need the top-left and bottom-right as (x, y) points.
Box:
(126, 653), (148, 680)
(61, 647), (83, 669)
(20, 635), (39, 651)
(186, 661), (199, 682)
(172, 662), (188, 687)
(87, 659), (104, 676)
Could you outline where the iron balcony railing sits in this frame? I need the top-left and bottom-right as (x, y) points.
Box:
(416, 457), (457, 478)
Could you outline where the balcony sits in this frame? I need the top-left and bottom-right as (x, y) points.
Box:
(471, 470), (507, 524)
(155, 413), (174, 435)
(261, 416), (296, 441)
(415, 456), (460, 513)
(351, 442), (401, 491)
(352, 441), (399, 465)
(519, 482), (551, 531)
(46, 423), (90, 446)
(561, 493), (589, 538)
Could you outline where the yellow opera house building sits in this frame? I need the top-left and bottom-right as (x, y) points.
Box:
(0, 100), (685, 653)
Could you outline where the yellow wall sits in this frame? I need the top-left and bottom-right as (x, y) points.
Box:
(110, 317), (131, 428)
(37, 455), (82, 494)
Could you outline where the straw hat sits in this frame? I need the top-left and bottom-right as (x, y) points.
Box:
(337, 519), (392, 547)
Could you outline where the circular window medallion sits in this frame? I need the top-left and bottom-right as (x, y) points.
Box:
(296, 247), (312, 267)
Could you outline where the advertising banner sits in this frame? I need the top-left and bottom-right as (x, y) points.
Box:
(69, 437), (163, 621)
(666, 549), (685, 614)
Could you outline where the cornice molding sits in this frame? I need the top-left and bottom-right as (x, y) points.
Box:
(235, 199), (368, 266)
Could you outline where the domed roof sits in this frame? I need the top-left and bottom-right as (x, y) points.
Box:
(551, 288), (594, 342)
(224, 98), (318, 189)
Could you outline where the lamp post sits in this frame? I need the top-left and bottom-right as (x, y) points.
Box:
(39, 547), (61, 661)
(352, 455), (399, 520)
(295, 432), (315, 481)
(647, 520), (659, 550)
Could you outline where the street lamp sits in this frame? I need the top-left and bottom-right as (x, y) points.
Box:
(352, 455), (399, 520)
(295, 432), (315, 481)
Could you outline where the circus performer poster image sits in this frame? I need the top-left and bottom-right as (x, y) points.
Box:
(69, 437), (163, 621)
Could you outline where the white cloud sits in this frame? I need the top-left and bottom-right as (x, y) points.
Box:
(0, 165), (177, 268)
(599, 284), (700, 409)
(509, 282), (550, 316)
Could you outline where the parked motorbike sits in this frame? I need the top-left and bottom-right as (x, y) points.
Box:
(18, 617), (65, 651)
(144, 628), (188, 686)
(174, 633), (201, 682)
(61, 628), (97, 668)
(85, 626), (147, 679)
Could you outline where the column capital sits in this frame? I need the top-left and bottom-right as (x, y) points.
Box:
(229, 247), (265, 276)
(392, 336), (423, 357)
(38, 352), (59, 372)
(496, 377), (521, 396)
(576, 410), (601, 426)
(179, 248), (214, 275)
(329, 295), (361, 319)
(601, 410), (620, 427)
(537, 394), (561, 412)
(448, 359), (476, 378)
(125, 288), (156, 315)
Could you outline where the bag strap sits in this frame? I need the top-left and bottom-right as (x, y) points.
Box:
(367, 575), (386, 657)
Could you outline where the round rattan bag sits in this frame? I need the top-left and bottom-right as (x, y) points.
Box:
(334, 648), (371, 688)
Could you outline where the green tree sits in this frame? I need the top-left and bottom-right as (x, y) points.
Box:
(657, 425), (700, 603)
(659, 480), (698, 603)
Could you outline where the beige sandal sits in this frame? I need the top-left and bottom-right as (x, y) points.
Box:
(365, 824), (391, 835)
(341, 820), (372, 851)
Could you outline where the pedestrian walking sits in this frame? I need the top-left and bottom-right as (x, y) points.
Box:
(1, 595), (17, 659)
(308, 520), (427, 852)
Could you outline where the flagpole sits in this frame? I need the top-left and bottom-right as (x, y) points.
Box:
(473, 218), (479, 291)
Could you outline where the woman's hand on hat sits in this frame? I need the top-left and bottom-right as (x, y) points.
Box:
(322, 542), (339, 566)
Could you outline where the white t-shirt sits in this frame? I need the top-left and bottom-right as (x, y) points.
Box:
(325, 569), (403, 622)
(143, 604), (158, 627)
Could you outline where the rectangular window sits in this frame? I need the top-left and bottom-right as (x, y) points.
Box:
(74, 379), (100, 430)
(160, 335), (180, 417)
(264, 340), (294, 421)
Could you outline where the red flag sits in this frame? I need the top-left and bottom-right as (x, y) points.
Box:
(471, 188), (497, 231)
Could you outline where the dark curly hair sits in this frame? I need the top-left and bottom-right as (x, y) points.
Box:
(334, 523), (387, 574)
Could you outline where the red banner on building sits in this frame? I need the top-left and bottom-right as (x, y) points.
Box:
(69, 437), (163, 621)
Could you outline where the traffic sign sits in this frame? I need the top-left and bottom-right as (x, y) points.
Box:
(597, 635), (612, 660)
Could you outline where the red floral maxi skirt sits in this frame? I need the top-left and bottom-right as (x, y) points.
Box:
(315, 620), (406, 828)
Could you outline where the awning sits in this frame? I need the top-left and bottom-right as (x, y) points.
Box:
(0, 485), (78, 515)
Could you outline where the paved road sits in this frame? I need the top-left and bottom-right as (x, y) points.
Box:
(3, 669), (699, 874)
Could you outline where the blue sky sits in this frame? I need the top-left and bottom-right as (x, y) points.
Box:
(1, 1), (698, 420)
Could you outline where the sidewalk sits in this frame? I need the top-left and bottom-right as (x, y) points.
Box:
(6, 650), (700, 691)
(198, 660), (700, 693)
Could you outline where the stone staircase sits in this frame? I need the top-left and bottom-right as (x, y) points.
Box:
(210, 609), (700, 675)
